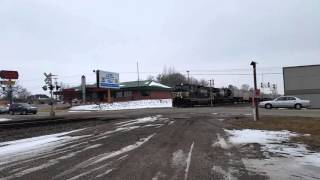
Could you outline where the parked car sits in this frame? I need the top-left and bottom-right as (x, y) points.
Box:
(9, 103), (38, 115)
(259, 96), (310, 109)
(0, 106), (9, 114)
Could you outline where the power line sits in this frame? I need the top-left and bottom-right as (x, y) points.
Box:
(184, 66), (282, 72)
(188, 72), (282, 76)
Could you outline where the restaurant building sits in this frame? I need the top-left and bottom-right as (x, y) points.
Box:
(57, 80), (172, 104)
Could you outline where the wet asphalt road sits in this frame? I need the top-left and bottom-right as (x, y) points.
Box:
(1, 107), (320, 180)
(1, 105), (320, 123)
(0, 108), (269, 180)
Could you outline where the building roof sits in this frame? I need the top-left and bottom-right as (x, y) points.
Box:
(66, 80), (171, 92)
(283, 64), (320, 69)
(119, 80), (171, 90)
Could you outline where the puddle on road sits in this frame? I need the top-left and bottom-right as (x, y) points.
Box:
(226, 129), (320, 180)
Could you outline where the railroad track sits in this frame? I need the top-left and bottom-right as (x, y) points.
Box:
(0, 117), (102, 128)
(0, 114), (132, 128)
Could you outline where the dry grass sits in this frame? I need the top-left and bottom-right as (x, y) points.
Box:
(226, 116), (320, 151)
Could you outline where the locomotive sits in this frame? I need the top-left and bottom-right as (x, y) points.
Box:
(172, 84), (235, 107)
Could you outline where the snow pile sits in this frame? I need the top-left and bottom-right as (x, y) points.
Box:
(149, 81), (171, 89)
(226, 129), (320, 179)
(0, 129), (84, 165)
(70, 99), (172, 111)
(89, 134), (155, 165)
(0, 118), (11, 122)
(226, 129), (294, 145)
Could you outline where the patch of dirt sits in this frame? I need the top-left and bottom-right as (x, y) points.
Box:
(225, 116), (320, 151)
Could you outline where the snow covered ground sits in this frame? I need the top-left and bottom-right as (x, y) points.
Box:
(0, 116), (170, 179)
(69, 99), (172, 111)
(0, 118), (11, 122)
(0, 129), (86, 166)
(226, 129), (320, 180)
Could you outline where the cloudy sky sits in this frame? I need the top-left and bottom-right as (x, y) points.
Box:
(0, 0), (319, 94)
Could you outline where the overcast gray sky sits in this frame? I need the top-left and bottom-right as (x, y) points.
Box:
(1, 0), (319, 94)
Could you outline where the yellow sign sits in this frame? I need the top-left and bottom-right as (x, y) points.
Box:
(0, 80), (15, 86)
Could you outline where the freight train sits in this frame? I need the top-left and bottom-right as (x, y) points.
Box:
(172, 84), (273, 107)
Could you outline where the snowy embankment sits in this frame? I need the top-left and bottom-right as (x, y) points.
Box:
(226, 129), (320, 180)
(0, 116), (168, 179)
(0, 118), (11, 122)
(70, 99), (172, 111)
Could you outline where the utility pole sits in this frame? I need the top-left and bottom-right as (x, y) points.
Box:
(187, 70), (190, 84)
(250, 61), (259, 121)
(81, 75), (86, 104)
(137, 61), (140, 87)
(209, 79), (213, 107)
(8, 79), (13, 105)
(261, 73), (264, 99)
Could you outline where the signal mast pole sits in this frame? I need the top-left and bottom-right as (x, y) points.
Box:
(250, 61), (259, 121)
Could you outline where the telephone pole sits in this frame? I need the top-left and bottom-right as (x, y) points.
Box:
(187, 70), (190, 84)
(209, 79), (213, 107)
(137, 61), (140, 87)
(250, 61), (259, 121)
(81, 75), (86, 104)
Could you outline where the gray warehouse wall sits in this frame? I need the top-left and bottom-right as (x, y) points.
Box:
(283, 65), (320, 108)
(283, 65), (320, 94)
(292, 94), (320, 109)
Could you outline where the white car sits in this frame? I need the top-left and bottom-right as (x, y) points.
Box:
(259, 96), (310, 109)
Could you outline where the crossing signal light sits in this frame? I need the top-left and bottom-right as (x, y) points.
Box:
(42, 86), (48, 91)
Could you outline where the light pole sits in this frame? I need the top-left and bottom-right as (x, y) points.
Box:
(250, 61), (259, 121)
(186, 70), (190, 84)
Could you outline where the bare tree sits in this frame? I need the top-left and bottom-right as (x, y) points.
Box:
(241, 84), (250, 91)
(0, 84), (31, 101)
(14, 85), (31, 100)
(155, 66), (214, 87)
(228, 85), (239, 90)
(199, 79), (209, 87)
(156, 67), (187, 87)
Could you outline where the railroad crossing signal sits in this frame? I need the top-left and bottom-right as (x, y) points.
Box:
(44, 73), (53, 85)
(43, 72), (58, 117)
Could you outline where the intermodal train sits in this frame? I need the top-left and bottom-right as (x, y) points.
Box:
(172, 84), (272, 107)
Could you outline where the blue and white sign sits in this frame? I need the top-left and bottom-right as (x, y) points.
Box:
(98, 70), (120, 89)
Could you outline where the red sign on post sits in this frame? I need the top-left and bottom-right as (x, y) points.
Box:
(255, 89), (261, 97)
(0, 71), (19, 79)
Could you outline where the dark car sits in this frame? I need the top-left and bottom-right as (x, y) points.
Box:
(0, 106), (9, 114)
(9, 103), (38, 115)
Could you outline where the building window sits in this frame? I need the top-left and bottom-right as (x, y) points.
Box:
(116, 92), (123, 98)
(141, 91), (150, 96)
(124, 91), (132, 97)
